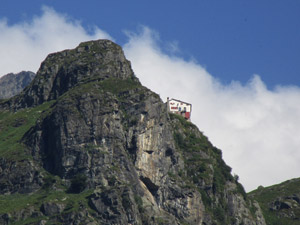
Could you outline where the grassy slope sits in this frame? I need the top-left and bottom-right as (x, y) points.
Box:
(0, 101), (55, 160)
(249, 178), (300, 225)
(0, 187), (94, 225)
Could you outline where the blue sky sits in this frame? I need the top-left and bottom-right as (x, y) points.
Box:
(1, 1), (300, 191)
(1, 0), (300, 87)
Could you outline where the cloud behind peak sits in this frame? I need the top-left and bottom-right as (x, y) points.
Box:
(0, 6), (112, 75)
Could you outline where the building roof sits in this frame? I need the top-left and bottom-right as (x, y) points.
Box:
(168, 98), (192, 106)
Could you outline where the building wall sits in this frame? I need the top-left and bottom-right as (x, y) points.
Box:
(168, 99), (191, 113)
(167, 99), (192, 121)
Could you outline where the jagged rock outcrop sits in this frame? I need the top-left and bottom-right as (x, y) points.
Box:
(0, 39), (266, 224)
(0, 71), (35, 99)
(3, 40), (131, 110)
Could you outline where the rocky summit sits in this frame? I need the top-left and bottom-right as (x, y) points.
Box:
(0, 40), (266, 224)
(0, 71), (35, 99)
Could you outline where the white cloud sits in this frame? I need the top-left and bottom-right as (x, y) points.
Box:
(1, 7), (299, 192)
(0, 6), (112, 76)
(124, 27), (300, 191)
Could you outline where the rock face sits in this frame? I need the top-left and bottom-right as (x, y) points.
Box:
(0, 71), (35, 99)
(0, 39), (266, 224)
(249, 178), (300, 225)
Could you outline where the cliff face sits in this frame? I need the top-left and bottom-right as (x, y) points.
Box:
(0, 40), (265, 225)
(249, 178), (300, 225)
(0, 71), (35, 99)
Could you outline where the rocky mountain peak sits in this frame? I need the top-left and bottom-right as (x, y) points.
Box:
(4, 39), (134, 110)
(0, 39), (266, 224)
(0, 71), (35, 99)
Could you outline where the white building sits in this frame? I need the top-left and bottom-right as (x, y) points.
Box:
(167, 97), (192, 121)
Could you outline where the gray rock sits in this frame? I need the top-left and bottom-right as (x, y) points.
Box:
(41, 202), (65, 216)
(0, 39), (266, 225)
(0, 213), (10, 225)
(0, 158), (42, 194)
(4, 40), (132, 110)
(0, 71), (35, 99)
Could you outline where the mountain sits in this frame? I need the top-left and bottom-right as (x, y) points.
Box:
(249, 178), (300, 225)
(0, 40), (266, 225)
(0, 71), (35, 99)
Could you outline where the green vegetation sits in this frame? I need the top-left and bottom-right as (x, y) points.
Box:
(213, 206), (226, 223)
(122, 194), (132, 209)
(170, 113), (233, 189)
(0, 169), (94, 223)
(0, 185), (93, 215)
(236, 181), (247, 200)
(169, 113), (243, 224)
(0, 100), (54, 160)
(249, 178), (300, 225)
(12, 216), (48, 225)
(156, 216), (170, 225)
(98, 77), (140, 95)
(42, 174), (58, 190)
(134, 194), (144, 212)
(57, 76), (141, 103)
